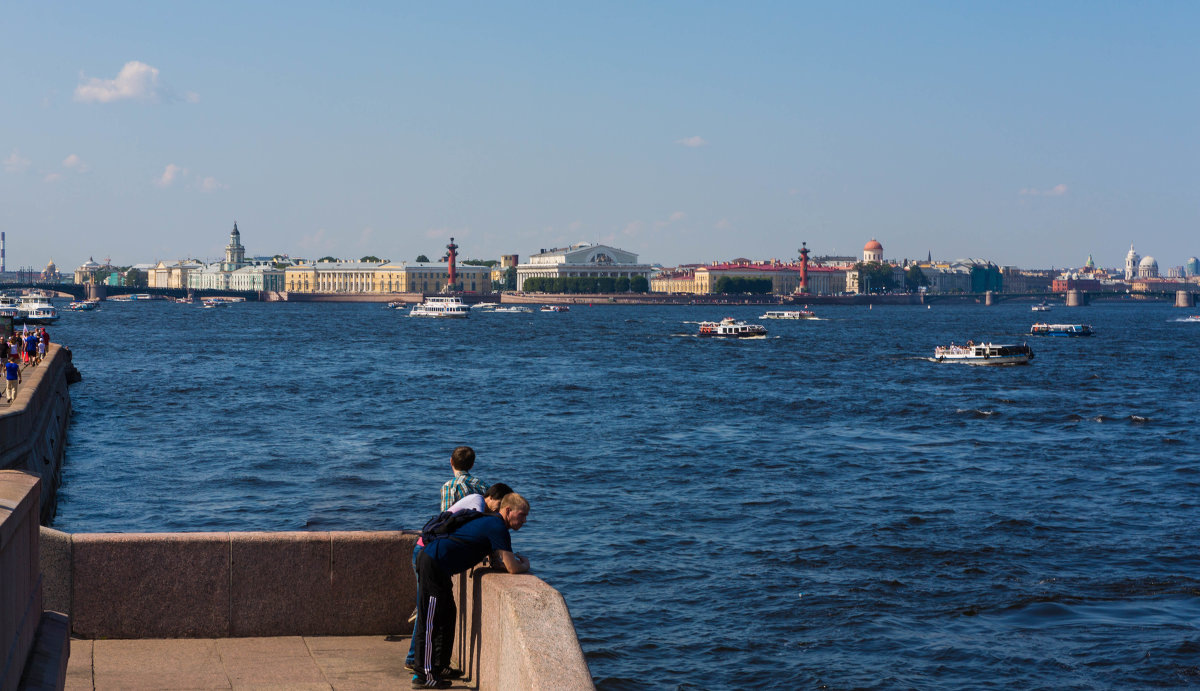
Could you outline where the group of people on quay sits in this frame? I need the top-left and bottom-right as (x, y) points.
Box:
(407, 445), (530, 689)
(2, 327), (50, 404)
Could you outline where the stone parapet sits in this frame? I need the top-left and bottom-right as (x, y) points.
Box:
(0, 345), (73, 525)
(453, 568), (594, 691)
(0, 471), (69, 691)
(38, 529), (593, 688)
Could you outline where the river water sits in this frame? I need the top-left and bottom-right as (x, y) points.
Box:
(52, 300), (1200, 689)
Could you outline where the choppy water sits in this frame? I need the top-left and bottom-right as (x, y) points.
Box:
(53, 300), (1200, 689)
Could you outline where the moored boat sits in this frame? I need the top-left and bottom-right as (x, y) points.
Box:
(697, 317), (767, 338)
(933, 342), (1033, 365)
(1030, 323), (1093, 337)
(16, 296), (60, 324)
(760, 310), (815, 320)
(410, 296), (469, 318)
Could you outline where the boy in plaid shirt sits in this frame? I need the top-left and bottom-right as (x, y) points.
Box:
(439, 446), (487, 511)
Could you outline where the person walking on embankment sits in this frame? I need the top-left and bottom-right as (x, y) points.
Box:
(5, 354), (21, 403)
(411, 492), (531, 689)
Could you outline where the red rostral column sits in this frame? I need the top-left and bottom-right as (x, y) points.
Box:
(446, 237), (459, 290)
(799, 241), (810, 293)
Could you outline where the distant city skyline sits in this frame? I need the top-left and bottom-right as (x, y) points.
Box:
(2, 3), (1198, 271)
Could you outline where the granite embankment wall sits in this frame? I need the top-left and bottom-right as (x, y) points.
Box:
(38, 528), (593, 690)
(0, 472), (69, 691)
(0, 345), (72, 526)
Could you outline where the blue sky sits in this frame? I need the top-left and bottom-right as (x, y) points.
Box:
(2, 2), (1197, 272)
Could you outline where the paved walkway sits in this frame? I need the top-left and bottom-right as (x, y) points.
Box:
(66, 635), (474, 690)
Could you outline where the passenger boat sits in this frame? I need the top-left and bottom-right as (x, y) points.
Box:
(16, 296), (60, 324)
(68, 299), (99, 311)
(540, 305), (570, 312)
(493, 306), (532, 313)
(409, 296), (469, 318)
(1030, 323), (1093, 337)
(1031, 302), (1051, 312)
(759, 310), (815, 320)
(697, 317), (767, 338)
(933, 342), (1033, 365)
(385, 301), (407, 310)
(201, 299), (228, 309)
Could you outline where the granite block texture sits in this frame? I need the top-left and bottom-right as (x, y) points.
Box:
(72, 533), (230, 638)
(229, 532), (334, 637)
(38, 526), (72, 618)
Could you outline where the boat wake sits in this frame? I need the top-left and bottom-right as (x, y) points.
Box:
(955, 408), (998, 418)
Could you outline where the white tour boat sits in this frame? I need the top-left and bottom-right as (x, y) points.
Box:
(493, 305), (533, 313)
(410, 296), (470, 318)
(69, 299), (100, 311)
(16, 296), (60, 324)
(697, 317), (768, 338)
(1030, 323), (1093, 337)
(760, 310), (815, 320)
(1031, 302), (1051, 312)
(933, 342), (1034, 365)
(471, 302), (499, 310)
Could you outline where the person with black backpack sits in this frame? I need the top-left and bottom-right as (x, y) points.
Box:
(404, 483), (514, 674)
(411, 492), (530, 689)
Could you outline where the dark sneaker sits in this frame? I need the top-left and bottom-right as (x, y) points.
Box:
(411, 674), (452, 689)
(442, 668), (464, 679)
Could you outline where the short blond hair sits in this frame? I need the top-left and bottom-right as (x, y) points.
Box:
(499, 492), (529, 513)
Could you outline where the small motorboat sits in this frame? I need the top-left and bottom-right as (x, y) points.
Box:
(540, 305), (570, 312)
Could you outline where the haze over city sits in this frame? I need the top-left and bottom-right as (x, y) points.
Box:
(2, 2), (1197, 271)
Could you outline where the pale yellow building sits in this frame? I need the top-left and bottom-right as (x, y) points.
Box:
(285, 261), (491, 294)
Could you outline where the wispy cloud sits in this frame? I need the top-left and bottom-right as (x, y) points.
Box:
(62, 154), (89, 173)
(43, 173), (62, 183)
(1019, 183), (1068, 197)
(198, 176), (228, 192)
(156, 163), (185, 187)
(622, 220), (647, 236)
(4, 152), (30, 174)
(75, 61), (187, 103)
(655, 211), (686, 229)
(676, 136), (707, 148)
(299, 228), (333, 253)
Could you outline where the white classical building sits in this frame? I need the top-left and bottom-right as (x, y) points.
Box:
(1138, 255), (1159, 279)
(516, 243), (651, 288)
(186, 223), (288, 291)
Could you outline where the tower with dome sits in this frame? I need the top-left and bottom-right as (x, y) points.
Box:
(1124, 245), (1140, 281)
(863, 239), (883, 263)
